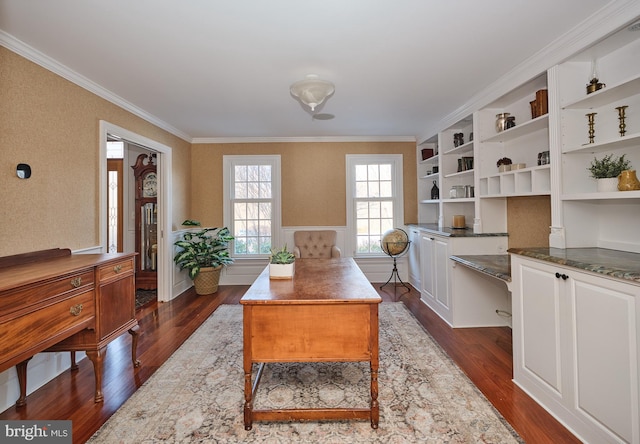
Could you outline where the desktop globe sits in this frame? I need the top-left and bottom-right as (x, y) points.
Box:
(381, 228), (409, 256)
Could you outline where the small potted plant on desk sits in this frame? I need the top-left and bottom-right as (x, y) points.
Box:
(269, 245), (295, 280)
(588, 153), (631, 192)
(173, 226), (234, 294)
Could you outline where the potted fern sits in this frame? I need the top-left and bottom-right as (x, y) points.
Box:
(174, 227), (234, 294)
(588, 153), (631, 192)
(269, 245), (295, 280)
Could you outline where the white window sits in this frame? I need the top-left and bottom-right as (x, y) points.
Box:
(346, 154), (404, 257)
(223, 155), (281, 257)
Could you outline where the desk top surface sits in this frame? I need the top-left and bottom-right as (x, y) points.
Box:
(240, 258), (382, 305)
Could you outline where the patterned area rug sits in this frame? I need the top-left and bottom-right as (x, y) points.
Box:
(89, 303), (522, 443)
(135, 289), (157, 309)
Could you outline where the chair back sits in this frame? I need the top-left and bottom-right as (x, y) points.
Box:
(293, 230), (341, 258)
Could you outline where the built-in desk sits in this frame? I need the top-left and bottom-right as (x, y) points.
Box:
(408, 224), (510, 328)
(449, 254), (511, 283)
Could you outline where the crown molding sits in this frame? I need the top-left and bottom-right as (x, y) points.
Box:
(0, 30), (192, 143)
(191, 136), (417, 144)
(418, 0), (640, 143)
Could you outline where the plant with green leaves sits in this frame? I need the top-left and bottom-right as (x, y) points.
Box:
(270, 245), (295, 264)
(174, 227), (234, 279)
(588, 153), (631, 179)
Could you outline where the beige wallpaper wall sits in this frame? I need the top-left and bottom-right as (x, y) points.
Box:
(0, 47), (192, 256)
(190, 141), (418, 228)
(507, 195), (551, 248)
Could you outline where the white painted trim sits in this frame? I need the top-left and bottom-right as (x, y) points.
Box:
(0, 31), (191, 142)
(193, 136), (416, 144)
(99, 121), (174, 303)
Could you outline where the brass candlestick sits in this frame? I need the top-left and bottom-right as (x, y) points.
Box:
(616, 106), (628, 137)
(586, 112), (597, 144)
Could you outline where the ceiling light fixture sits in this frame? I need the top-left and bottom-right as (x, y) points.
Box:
(290, 74), (335, 112)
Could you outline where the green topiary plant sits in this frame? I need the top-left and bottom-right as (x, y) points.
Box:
(587, 153), (631, 179)
(270, 245), (295, 264)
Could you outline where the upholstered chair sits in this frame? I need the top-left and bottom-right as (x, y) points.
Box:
(293, 230), (341, 258)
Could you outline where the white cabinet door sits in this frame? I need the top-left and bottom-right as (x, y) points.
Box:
(433, 237), (450, 311)
(571, 272), (639, 444)
(420, 235), (435, 304)
(419, 234), (452, 324)
(513, 257), (564, 396)
(408, 228), (421, 289)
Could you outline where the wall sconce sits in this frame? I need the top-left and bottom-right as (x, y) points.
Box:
(290, 74), (335, 112)
(16, 163), (31, 179)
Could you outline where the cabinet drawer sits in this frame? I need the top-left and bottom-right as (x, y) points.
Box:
(0, 269), (95, 320)
(0, 291), (95, 365)
(98, 257), (134, 282)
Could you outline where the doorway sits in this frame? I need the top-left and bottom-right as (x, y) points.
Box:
(99, 121), (173, 303)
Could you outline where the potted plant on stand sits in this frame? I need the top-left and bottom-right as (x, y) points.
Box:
(174, 227), (234, 294)
(588, 153), (631, 192)
(269, 245), (295, 279)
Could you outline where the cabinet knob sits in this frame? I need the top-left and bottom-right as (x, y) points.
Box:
(70, 277), (82, 288)
(555, 272), (568, 280)
(113, 264), (123, 273)
(69, 304), (83, 316)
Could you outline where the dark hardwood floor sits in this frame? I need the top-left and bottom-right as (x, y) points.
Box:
(0, 284), (580, 443)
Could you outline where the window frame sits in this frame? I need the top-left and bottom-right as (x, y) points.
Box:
(346, 154), (404, 258)
(223, 155), (282, 259)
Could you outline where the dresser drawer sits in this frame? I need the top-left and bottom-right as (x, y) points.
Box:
(0, 269), (95, 319)
(0, 291), (95, 365)
(98, 257), (135, 282)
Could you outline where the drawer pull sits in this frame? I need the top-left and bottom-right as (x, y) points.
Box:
(113, 264), (123, 273)
(69, 304), (83, 316)
(70, 277), (82, 288)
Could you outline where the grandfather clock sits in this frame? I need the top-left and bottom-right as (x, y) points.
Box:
(132, 153), (157, 290)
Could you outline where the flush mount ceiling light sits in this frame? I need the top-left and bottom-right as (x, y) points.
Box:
(290, 74), (335, 112)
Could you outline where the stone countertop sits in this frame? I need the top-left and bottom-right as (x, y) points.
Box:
(508, 247), (640, 284)
(408, 223), (508, 238)
(450, 254), (511, 282)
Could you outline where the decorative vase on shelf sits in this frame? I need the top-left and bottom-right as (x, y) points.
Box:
(596, 177), (619, 192)
(618, 170), (640, 191)
(430, 180), (439, 199)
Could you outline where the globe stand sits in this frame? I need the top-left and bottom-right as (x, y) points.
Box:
(379, 253), (411, 298)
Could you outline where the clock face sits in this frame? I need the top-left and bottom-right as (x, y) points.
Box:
(142, 172), (157, 197)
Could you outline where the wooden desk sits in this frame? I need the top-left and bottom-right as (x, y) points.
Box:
(240, 258), (382, 430)
(0, 249), (140, 406)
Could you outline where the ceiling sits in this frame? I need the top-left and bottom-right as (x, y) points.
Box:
(0, 0), (632, 142)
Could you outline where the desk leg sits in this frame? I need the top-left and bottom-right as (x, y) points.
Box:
(243, 306), (253, 430)
(370, 303), (380, 429)
(15, 358), (32, 407)
(370, 362), (379, 429)
(86, 347), (107, 403)
(243, 364), (253, 430)
(128, 325), (141, 367)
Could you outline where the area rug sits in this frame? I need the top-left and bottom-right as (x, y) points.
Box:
(135, 289), (157, 309)
(88, 303), (522, 443)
